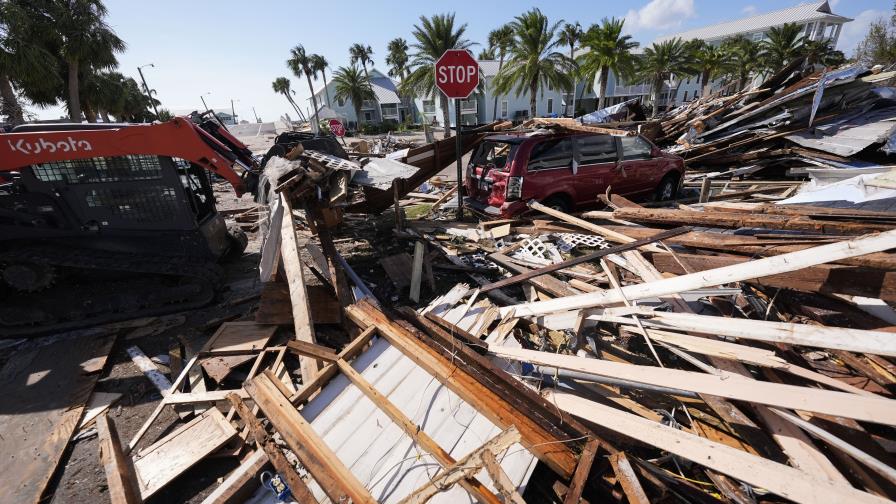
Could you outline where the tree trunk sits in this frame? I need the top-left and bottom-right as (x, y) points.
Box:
(652, 78), (661, 117)
(566, 47), (575, 117)
(288, 95), (307, 121)
(355, 105), (363, 129)
(323, 72), (331, 107)
(529, 81), (537, 119)
(439, 93), (451, 139)
(597, 67), (610, 110)
(492, 54), (504, 121)
(67, 58), (81, 122)
(305, 73), (320, 130)
(83, 102), (97, 123)
(700, 69), (711, 97)
(0, 73), (24, 125)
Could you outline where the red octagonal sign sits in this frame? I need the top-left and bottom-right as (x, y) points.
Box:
(434, 49), (479, 99)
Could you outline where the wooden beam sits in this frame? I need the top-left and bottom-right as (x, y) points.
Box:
(96, 413), (141, 504)
(488, 253), (578, 298)
(528, 200), (662, 251)
(547, 391), (888, 504)
(286, 340), (340, 362)
(563, 438), (600, 504)
(398, 427), (522, 504)
(200, 450), (268, 504)
(279, 193), (320, 382)
(289, 325), (378, 405)
(410, 240), (425, 303)
(226, 394), (318, 503)
(333, 358), (502, 504)
(501, 229), (896, 317)
(246, 373), (376, 504)
(481, 451), (527, 504)
(608, 452), (650, 504)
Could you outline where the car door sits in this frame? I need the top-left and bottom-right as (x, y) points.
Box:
(615, 135), (662, 197)
(574, 134), (619, 206)
(523, 137), (576, 202)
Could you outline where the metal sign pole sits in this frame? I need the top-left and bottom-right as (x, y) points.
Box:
(454, 98), (463, 220)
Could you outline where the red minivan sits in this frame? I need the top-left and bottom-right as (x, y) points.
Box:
(464, 131), (684, 217)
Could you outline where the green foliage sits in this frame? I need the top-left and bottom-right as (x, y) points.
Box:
(635, 37), (695, 116)
(386, 38), (409, 80)
(759, 22), (805, 73)
(492, 8), (573, 118)
(478, 48), (495, 60)
(855, 12), (896, 66)
(349, 43), (374, 79)
(288, 44), (322, 122)
(578, 17), (638, 109)
(332, 64), (375, 126)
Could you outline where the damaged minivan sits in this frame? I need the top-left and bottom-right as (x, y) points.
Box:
(464, 131), (684, 217)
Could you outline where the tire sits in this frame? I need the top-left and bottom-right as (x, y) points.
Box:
(225, 222), (248, 259)
(655, 173), (679, 202)
(541, 195), (571, 213)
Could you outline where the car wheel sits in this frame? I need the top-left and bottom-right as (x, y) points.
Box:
(655, 174), (679, 201)
(541, 195), (571, 213)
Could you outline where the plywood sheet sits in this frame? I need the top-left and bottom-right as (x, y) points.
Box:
(200, 322), (276, 383)
(0, 333), (115, 504)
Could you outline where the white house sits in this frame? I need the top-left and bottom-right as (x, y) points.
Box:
(594, 1), (852, 110)
(309, 69), (408, 128)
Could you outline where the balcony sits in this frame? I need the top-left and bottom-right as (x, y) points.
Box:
(460, 99), (478, 114)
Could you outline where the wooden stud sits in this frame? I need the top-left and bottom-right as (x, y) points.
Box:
(563, 437), (600, 504)
(608, 452), (650, 504)
(410, 241), (425, 303)
(96, 413), (141, 504)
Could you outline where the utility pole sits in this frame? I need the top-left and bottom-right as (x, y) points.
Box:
(252, 107), (260, 123)
(200, 92), (211, 112)
(137, 63), (160, 118)
(231, 99), (239, 124)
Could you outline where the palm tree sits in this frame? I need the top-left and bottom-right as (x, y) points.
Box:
(272, 77), (306, 121)
(310, 54), (331, 107)
(287, 45), (320, 128)
(635, 38), (694, 116)
(760, 23), (805, 74)
(51, 0), (125, 122)
(332, 64), (375, 129)
(487, 24), (514, 120)
(557, 22), (582, 116)
(578, 17), (638, 111)
(386, 38), (409, 80)
(0, 0), (58, 124)
(722, 36), (762, 91)
(802, 38), (846, 68)
(400, 13), (473, 138)
(349, 43), (374, 81)
(493, 8), (573, 119)
(693, 42), (727, 97)
(478, 48), (495, 59)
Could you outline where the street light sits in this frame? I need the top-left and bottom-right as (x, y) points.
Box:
(230, 98), (239, 125)
(137, 63), (160, 118)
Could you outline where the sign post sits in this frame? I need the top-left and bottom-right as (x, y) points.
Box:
(434, 49), (479, 220)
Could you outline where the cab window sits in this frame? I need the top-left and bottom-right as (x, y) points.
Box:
(471, 141), (517, 169)
(576, 135), (617, 164)
(620, 136), (654, 160)
(527, 138), (574, 171)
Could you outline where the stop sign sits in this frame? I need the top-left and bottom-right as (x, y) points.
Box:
(328, 118), (345, 137)
(434, 49), (479, 99)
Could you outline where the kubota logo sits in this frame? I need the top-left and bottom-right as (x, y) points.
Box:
(8, 137), (93, 155)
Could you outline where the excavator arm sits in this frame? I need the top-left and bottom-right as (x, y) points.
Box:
(1, 117), (258, 196)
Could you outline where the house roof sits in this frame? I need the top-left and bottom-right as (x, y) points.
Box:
(654, 1), (851, 44)
(313, 68), (401, 105)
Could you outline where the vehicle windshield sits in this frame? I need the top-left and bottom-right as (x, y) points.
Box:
(471, 141), (518, 169)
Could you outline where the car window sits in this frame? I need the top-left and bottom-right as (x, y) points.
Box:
(620, 136), (654, 160)
(471, 141), (517, 169)
(527, 138), (574, 171)
(576, 135), (617, 164)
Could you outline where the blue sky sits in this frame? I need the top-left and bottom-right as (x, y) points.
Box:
(34, 0), (893, 121)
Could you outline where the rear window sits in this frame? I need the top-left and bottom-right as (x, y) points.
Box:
(620, 136), (653, 160)
(528, 137), (574, 171)
(471, 141), (518, 170)
(576, 135), (617, 164)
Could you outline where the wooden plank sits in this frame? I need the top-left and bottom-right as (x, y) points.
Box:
(0, 333), (115, 504)
(380, 253), (414, 289)
(608, 452), (650, 504)
(410, 241), (425, 303)
(200, 322), (276, 383)
(286, 340), (341, 362)
(548, 391), (888, 504)
(289, 325), (378, 406)
(563, 438), (600, 504)
(397, 427), (522, 504)
(133, 408), (237, 499)
(246, 373), (376, 504)
(528, 200), (663, 251)
(226, 394), (318, 503)
(333, 358), (503, 504)
(96, 413), (141, 504)
(79, 392), (123, 430)
(481, 451), (527, 504)
(279, 193), (320, 382)
(502, 229), (896, 317)
(255, 282), (293, 325)
(489, 253), (577, 298)
(652, 252), (896, 303)
(346, 300), (582, 478)
(126, 345), (172, 395)
(491, 346), (896, 425)
(200, 449), (268, 504)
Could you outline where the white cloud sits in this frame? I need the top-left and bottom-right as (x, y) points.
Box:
(837, 9), (887, 56)
(742, 5), (757, 16)
(625, 0), (696, 31)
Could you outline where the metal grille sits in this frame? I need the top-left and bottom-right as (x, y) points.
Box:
(32, 155), (164, 184)
(85, 186), (179, 222)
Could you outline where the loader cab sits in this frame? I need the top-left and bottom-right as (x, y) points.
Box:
(0, 153), (231, 259)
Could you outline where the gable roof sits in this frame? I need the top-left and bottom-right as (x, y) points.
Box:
(654, 1), (851, 44)
(314, 68), (401, 105)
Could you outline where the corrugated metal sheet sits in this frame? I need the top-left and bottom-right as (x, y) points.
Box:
(786, 106), (896, 156)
